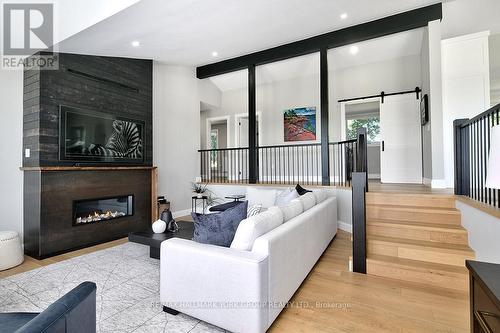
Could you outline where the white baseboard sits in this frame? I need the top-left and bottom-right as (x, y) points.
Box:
(368, 173), (381, 179)
(423, 177), (432, 186)
(431, 179), (447, 189)
(172, 209), (191, 219)
(338, 221), (352, 233)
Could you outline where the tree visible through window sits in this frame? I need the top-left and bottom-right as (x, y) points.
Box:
(210, 129), (218, 168)
(346, 117), (380, 143)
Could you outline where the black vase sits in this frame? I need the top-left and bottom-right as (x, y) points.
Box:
(160, 208), (178, 232)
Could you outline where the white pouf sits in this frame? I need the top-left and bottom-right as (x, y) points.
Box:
(0, 231), (24, 271)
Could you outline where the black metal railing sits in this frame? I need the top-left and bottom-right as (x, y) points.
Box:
(198, 139), (358, 186)
(199, 147), (250, 184)
(454, 103), (500, 208)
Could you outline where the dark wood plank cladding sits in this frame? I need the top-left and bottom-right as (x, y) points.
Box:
(24, 169), (151, 259)
(23, 53), (153, 167)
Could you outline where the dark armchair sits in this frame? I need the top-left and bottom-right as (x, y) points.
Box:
(0, 281), (96, 333)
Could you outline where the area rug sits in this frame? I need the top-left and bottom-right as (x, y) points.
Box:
(0, 242), (226, 333)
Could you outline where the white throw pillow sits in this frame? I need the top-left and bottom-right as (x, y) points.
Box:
(247, 204), (263, 217)
(313, 189), (327, 204)
(231, 208), (283, 251)
(275, 188), (299, 207)
(299, 192), (316, 211)
(279, 198), (303, 222)
(246, 187), (277, 208)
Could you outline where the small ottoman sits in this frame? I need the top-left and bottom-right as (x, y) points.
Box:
(0, 231), (24, 271)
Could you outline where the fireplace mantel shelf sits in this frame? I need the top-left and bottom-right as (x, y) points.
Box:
(20, 166), (157, 172)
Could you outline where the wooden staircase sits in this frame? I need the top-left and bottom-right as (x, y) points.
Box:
(364, 192), (475, 292)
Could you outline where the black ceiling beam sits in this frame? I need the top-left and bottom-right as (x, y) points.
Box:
(196, 3), (442, 79)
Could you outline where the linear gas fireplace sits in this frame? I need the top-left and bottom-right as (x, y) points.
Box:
(73, 195), (134, 226)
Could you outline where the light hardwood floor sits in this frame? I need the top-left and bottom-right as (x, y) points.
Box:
(1, 229), (468, 332)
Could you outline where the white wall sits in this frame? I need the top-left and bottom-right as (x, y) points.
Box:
(420, 27), (433, 181)
(441, 31), (491, 188)
(442, 0), (500, 39)
(154, 64), (200, 216)
(457, 200), (500, 264)
(329, 55), (422, 142)
(428, 20), (446, 188)
(0, 68), (23, 236)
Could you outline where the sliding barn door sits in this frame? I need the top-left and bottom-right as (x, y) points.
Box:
(380, 94), (422, 184)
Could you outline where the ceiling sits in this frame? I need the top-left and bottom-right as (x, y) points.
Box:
(57, 0), (438, 66)
(208, 28), (425, 92)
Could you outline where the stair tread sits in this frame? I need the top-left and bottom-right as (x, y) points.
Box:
(368, 235), (474, 253)
(367, 218), (466, 231)
(367, 254), (468, 274)
(367, 192), (456, 199)
(367, 204), (460, 214)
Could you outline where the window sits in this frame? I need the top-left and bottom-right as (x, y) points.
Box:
(210, 129), (218, 168)
(346, 116), (380, 143)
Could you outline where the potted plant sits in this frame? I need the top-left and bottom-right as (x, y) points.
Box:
(191, 182), (208, 198)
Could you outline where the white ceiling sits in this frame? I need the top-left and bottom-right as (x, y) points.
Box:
(208, 28), (425, 92)
(57, 0), (438, 65)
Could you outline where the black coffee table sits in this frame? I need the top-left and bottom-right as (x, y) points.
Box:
(128, 221), (194, 259)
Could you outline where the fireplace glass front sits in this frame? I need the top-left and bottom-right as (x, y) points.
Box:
(73, 195), (133, 225)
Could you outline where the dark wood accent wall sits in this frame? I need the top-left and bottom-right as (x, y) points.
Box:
(24, 169), (151, 259)
(23, 53), (153, 167)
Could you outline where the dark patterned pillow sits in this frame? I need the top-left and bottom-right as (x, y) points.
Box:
(295, 184), (312, 196)
(192, 201), (248, 247)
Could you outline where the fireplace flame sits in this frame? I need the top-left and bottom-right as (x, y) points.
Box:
(76, 210), (127, 224)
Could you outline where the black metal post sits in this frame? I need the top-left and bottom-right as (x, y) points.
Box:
(320, 48), (330, 185)
(352, 172), (367, 274)
(248, 64), (257, 184)
(454, 119), (470, 195)
(356, 127), (368, 191)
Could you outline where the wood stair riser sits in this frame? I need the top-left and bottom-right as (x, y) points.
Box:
(367, 224), (469, 245)
(367, 242), (474, 266)
(367, 207), (461, 225)
(366, 259), (468, 291)
(366, 194), (456, 208)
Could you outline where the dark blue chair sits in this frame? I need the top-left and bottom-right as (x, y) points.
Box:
(0, 281), (96, 333)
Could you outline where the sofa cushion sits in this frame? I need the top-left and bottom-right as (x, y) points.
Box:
(299, 192), (316, 211)
(246, 187), (277, 208)
(275, 188), (299, 206)
(231, 206), (283, 251)
(279, 198), (303, 222)
(313, 189), (327, 203)
(192, 201), (248, 247)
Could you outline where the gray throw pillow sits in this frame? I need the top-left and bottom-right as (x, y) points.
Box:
(192, 201), (248, 247)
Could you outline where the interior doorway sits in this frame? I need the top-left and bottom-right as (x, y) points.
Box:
(235, 112), (261, 147)
(340, 93), (423, 184)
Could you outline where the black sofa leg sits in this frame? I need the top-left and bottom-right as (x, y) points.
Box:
(163, 306), (179, 315)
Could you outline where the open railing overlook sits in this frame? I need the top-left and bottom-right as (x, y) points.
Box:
(198, 139), (359, 187)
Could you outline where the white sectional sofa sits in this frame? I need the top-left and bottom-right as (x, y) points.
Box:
(160, 191), (337, 333)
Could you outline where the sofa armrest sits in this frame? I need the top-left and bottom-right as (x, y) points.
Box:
(160, 238), (269, 333)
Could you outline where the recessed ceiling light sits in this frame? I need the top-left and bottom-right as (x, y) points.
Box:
(340, 13), (348, 20)
(131, 40), (140, 47)
(212, 51), (218, 57)
(349, 45), (359, 55)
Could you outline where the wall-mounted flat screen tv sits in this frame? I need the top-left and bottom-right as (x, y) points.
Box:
(59, 106), (145, 164)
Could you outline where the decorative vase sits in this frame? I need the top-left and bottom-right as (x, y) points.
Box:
(152, 219), (166, 233)
(197, 193), (203, 198)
